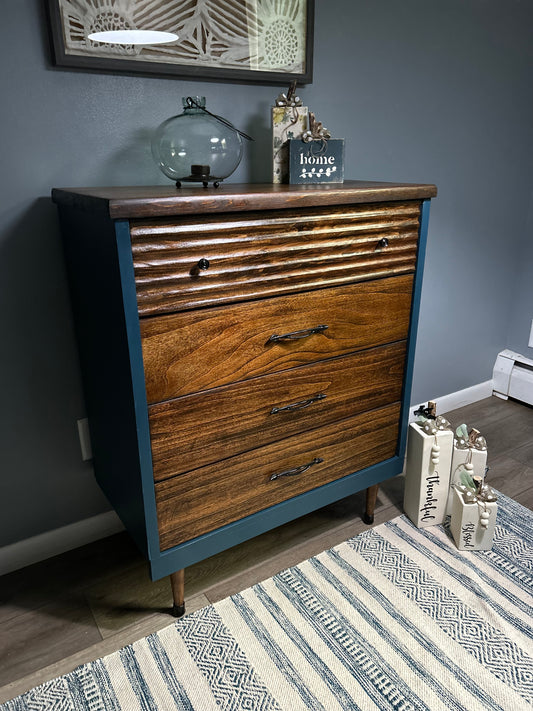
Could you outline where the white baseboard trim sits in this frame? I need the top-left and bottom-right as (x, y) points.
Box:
(0, 511), (124, 577)
(1, 380), (494, 577)
(409, 379), (494, 422)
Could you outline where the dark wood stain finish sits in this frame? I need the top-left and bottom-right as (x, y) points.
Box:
(141, 274), (414, 402)
(131, 201), (421, 315)
(149, 342), (407, 481)
(155, 403), (401, 550)
(51, 181), (437, 219)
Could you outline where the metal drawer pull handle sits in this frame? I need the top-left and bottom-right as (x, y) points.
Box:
(270, 393), (326, 414)
(268, 324), (328, 343)
(270, 457), (324, 481)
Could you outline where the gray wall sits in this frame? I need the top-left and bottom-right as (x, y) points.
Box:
(506, 192), (533, 357)
(1, 0), (532, 547)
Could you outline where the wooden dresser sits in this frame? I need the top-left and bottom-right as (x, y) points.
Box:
(52, 181), (436, 615)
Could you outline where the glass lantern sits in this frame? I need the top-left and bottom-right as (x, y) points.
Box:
(151, 97), (244, 188)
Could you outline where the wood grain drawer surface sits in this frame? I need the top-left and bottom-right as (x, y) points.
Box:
(141, 274), (414, 403)
(131, 201), (421, 315)
(149, 342), (406, 481)
(155, 403), (400, 550)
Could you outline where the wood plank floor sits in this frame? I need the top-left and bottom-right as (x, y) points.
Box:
(1, 396), (532, 703)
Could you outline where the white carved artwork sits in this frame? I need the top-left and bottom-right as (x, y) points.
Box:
(58, 0), (307, 73)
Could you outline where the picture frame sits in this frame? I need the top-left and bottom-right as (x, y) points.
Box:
(46, 0), (314, 84)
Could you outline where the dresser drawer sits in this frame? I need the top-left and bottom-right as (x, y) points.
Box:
(149, 342), (406, 481)
(155, 403), (400, 550)
(131, 201), (421, 315)
(141, 274), (414, 402)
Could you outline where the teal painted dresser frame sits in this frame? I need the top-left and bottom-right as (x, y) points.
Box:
(52, 181), (436, 614)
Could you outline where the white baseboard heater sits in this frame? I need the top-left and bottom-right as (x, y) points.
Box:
(493, 349), (533, 406)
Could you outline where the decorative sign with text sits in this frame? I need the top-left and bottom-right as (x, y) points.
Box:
(450, 488), (497, 550)
(288, 138), (345, 184)
(403, 422), (453, 528)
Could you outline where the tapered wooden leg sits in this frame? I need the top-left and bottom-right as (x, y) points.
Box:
(170, 569), (185, 618)
(363, 484), (380, 524)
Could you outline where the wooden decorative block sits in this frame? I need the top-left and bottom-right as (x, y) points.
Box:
(403, 422), (453, 527)
(272, 106), (308, 184)
(446, 444), (488, 515)
(450, 487), (497, 550)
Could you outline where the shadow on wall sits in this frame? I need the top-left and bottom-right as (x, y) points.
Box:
(242, 98), (337, 184)
(93, 127), (166, 187)
(0, 198), (109, 548)
(244, 103), (272, 183)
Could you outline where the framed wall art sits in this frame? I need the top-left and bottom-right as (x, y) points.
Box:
(46, 0), (314, 84)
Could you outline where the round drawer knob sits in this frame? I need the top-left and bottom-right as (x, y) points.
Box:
(190, 257), (211, 277)
(377, 237), (389, 249)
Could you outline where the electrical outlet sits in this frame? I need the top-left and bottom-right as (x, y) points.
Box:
(529, 319), (533, 348)
(77, 418), (93, 461)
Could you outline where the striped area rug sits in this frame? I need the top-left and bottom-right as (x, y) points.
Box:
(2, 492), (532, 710)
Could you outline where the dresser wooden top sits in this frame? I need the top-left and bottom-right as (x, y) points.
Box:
(52, 181), (437, 220)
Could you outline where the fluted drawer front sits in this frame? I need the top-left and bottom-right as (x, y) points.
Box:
(131, 201), (421, 315)
(149, 342), (406, 482)
(155, 403), (400, 550)
(141, 274), (413, 403)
